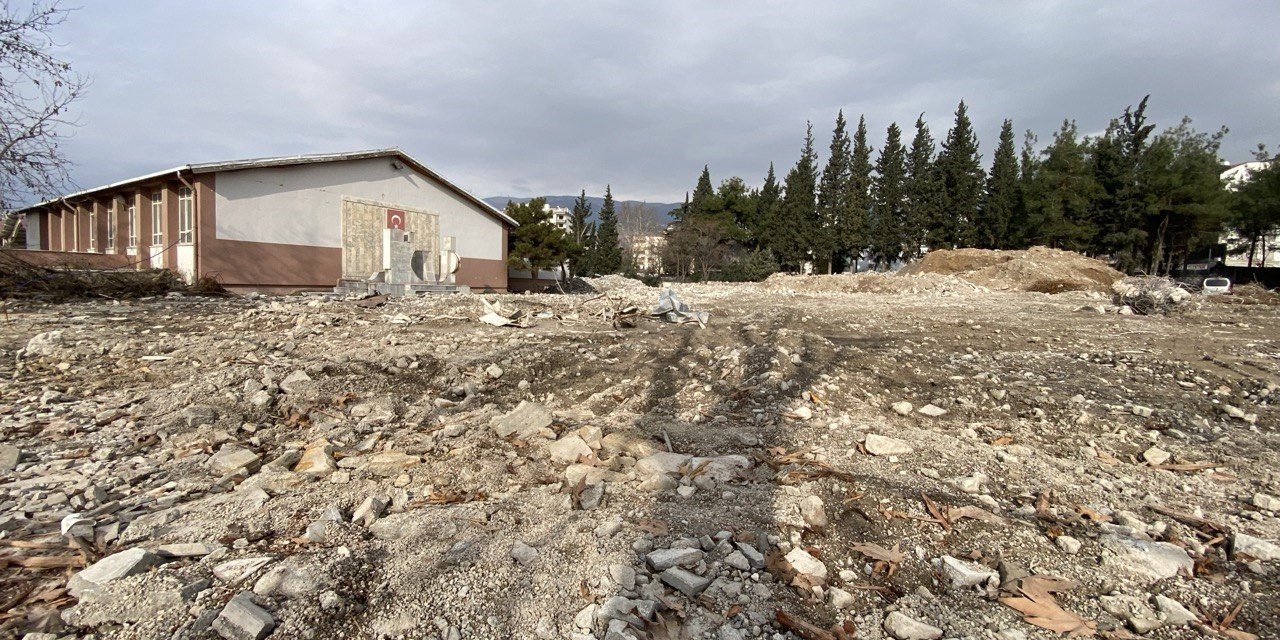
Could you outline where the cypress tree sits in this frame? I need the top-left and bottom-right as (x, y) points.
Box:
(817, 111), (852, 273)
(1023, 120), (1099, 252)
(978, 119), (1020, 249)
(846, 115), (873, 268)
(1094, 96), (1156, 271)
(594, 185), (622, 273)
(777, 122), (819, 270)
(936, 100), (985, 247)
(904, 115), (942, 259)
(689, 165), (715, 219)
(568, 189), (594, 277)
(754, 163), (781, 251)
(1011, 129), (1039, 248)
(868, 122), (907, 268)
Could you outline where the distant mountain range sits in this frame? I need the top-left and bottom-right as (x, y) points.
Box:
(483, 196), (681, 226)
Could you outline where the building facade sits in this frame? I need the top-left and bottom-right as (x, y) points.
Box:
(17, 149), (515, 293)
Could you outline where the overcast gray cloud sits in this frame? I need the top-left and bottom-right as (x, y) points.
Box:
(55, 0), (1280, 202)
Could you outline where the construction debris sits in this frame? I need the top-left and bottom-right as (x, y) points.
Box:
(1111, 276), (1193, 315)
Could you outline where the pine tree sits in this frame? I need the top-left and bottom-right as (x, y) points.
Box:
(816, 111), (852, 273)
(506, 197), (573, 278)
(1011, 129), (1039, 248)
(846, 115), (873, 269)
(777, 122), (820, 270)
(936, 100), (985, 247)
(904, 115), (942, 259)
(1023, 120), (1099, 251)
(868, 122), (908, 268)
(977, 119), (1019, 249)
(568, 189), (594, 277)
(1093, 96), (1157, 271)
(594, 185), (622, 273)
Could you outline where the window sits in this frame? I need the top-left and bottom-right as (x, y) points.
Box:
(89, 209), (97, 250)
(106, 203), (116, 251)
(151, 192), (163, 245)
(178, 187), (193, 244)
(127, 203), (137, 248)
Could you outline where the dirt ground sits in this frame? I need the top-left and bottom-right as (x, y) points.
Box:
(1, 275), (1277, 640)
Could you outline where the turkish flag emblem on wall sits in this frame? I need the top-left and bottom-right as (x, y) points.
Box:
(387, 209), (406, 230)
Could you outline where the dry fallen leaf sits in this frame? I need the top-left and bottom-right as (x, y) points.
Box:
(999, 575), (1096, 637)
(850, 542), (905, 564)
(948, 505), (1010, 526)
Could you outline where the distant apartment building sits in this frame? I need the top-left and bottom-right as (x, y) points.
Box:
(543, 204), (572, 235)
(1220, 159), (1279, 267)
(628, 234), (665, 273)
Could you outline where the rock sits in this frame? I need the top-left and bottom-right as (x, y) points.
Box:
(565, 464), (627, 486)
(363, 451), (420, 477)
(279, 370), (311, 393)
(883, 611), (943, 640)
(864, 434), (914, 456)
(293, 440), (337, 477)
(155, 543), (222, 558)
(547, 435), (593, 465)
(939, 555), (997, 589)
(22, 330), (63, 357)
(0, 444), (20, 472)
(213, 591), (274, 640)
(67, 548), (163, 597)
(799, 495), (828, 529)
(829, 586), (854, 609)
(1142, 446), (1171, 466)
(917, 404), (947, 417)
(1253, 493), (1280, 511)
(1055, 535), (1082, 555)
(790, 406), (813, 420)
(784, 547), (827, 581)
(609, 564), (636, 590)
(724, 550), (751, 572)
(1153, 594), (1198, 626)
(1132, 405), (1154, 418)
(213, 557), (275, 584)
(736, 542), (765, 568)
(253, 564), (319, 598)
(486, 364), (504, 379)
(208, 445), (261, 476)
(353, 495), (389, 526)
(659, 567), (711, 597)
(1100, 534), (1193, 580)
(1232, 531), (1280, 561)
(492, 401), (555, 439)
(635, 452), (693, 477)
(891, 401), (913, 416)
(511, 541), (539, 566)
(647, 548), (703, 571)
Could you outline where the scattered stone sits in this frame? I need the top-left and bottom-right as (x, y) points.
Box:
(213, 591), (275, 640)
(864, 434), (914, 456)
(1142, 446), (1171, 466)
(799, 495), (828, 529)
(511, 540), (539, 566)
(485, 364), (504, 379)
(647, 548), (703, 571)
(939, 555), (998, 589)
(1253, 493), (1280, 511)
(547, 435), (593, 465)
(213, 557), (275, 584)
(154, 543), (221, 558)
(293, 440), (337, 477)
(279, 370), (311, 393)
(1132, 405), (1154, 418)
(828, 586), (854, 609)
(363, 451), (420, 477)
(207, 445), (261, 476)
(1100, 534), (1193, 580)
(891, 401), (913, 416)
(917, 404), (947, 417)
(883, 611), (943, 640)
(1232, 531), (1280, 561)
(784, 547), (826, 581)
(0, 444), (20, 472)
(352, 495), (389, 526)
(1055, 535), (1082, 555)
(659, 567), (711, 597)
(68, 548), (163, 597)
(492, 401), (555, 439)
(1153, 594), (1198, 626)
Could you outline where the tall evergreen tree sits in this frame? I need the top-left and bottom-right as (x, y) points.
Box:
(904, 115), (942, 259)
(1022, 120), (1099, 251)
(1093, 96), (1157, 271)
(776, 122), (820, 270)
(977, 119), (1020, 249)
(567, 189), (594, 277)
(593, 185), (622, 273)
(868, 122), (908, 268)
(506, 197), (573, 279)
(816, 111), (853, 273)
(1011, 129), (1040, 247)
(1230, 158), (1280, 267)
(753, 163), (781, 250)
(845, 115), (873, 269)
(1141, 118), (1230, 274)
(936, 100), (985, 247)
(689, 165), (715, 220)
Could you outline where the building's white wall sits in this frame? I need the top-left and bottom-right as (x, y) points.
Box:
(213, 157), (505, 261)
(24, 214), (40, 250)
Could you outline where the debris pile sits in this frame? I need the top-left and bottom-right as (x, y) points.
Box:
(763, 271), (984, 296)
(1111, 276), (1193, 315)
(900, 246), (1124, 293)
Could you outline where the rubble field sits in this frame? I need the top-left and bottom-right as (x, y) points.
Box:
(1, 274), (1278, 640)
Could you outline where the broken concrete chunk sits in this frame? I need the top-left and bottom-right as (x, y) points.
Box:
(511, 540), (539, 566)
(1232, 531), (1280, 561)
(864, 434), (913, 456)
(353, 495), (389, 526)
(890, 401), (913, 416)
(939, 555), (998, 589)
(213, 591), (275, 640)
(208, 445), (261, 476)
(917, 404), (947, 417)
(883, 611), (943, 640)
(547, 435), (593, 465)
(646, 548), (703, 571)
(213, 557), (275, 584)
(68, 548), (163, 598)
(1142, 446), (1171, 466)
(659, 567), (711, 597)
(799, 495), (828, 529)
(363, 451), (420, 477)
(492, 401), (554, 439)
(0, 443), (20, 472)
(1100, 534), (1193, 580)
(293, 440), (337, 477)
(784, 547), (827, 581)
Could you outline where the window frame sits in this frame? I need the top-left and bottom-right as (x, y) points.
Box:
(177, 187), (194, 244)
(88, 208), (97, 251)
(150, 192), (163, 246)
(127, 202), (137, 249)
(106, 202), (116, 251)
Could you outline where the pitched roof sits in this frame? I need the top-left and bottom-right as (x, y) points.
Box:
(15, 148), (516, 226)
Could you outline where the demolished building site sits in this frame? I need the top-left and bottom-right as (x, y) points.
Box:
(0, 248), (1278, 640)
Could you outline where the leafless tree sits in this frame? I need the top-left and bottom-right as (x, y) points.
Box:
(1, 0), (86, 213)
(617, 201), (662, 272)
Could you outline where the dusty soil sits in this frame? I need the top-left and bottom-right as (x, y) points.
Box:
(0, 276), (1277, 640)
(899, 247), (1125, 293)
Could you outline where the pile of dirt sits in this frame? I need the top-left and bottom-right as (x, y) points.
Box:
(763, 271), (985, 295)
(900, 246), (1123, 293)
(1216, 282), (1280, 306)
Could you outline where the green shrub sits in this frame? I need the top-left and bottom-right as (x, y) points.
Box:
(719, 249), (779, 282)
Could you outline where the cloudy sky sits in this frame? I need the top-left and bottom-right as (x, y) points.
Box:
(55, 1), (1279, 203)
